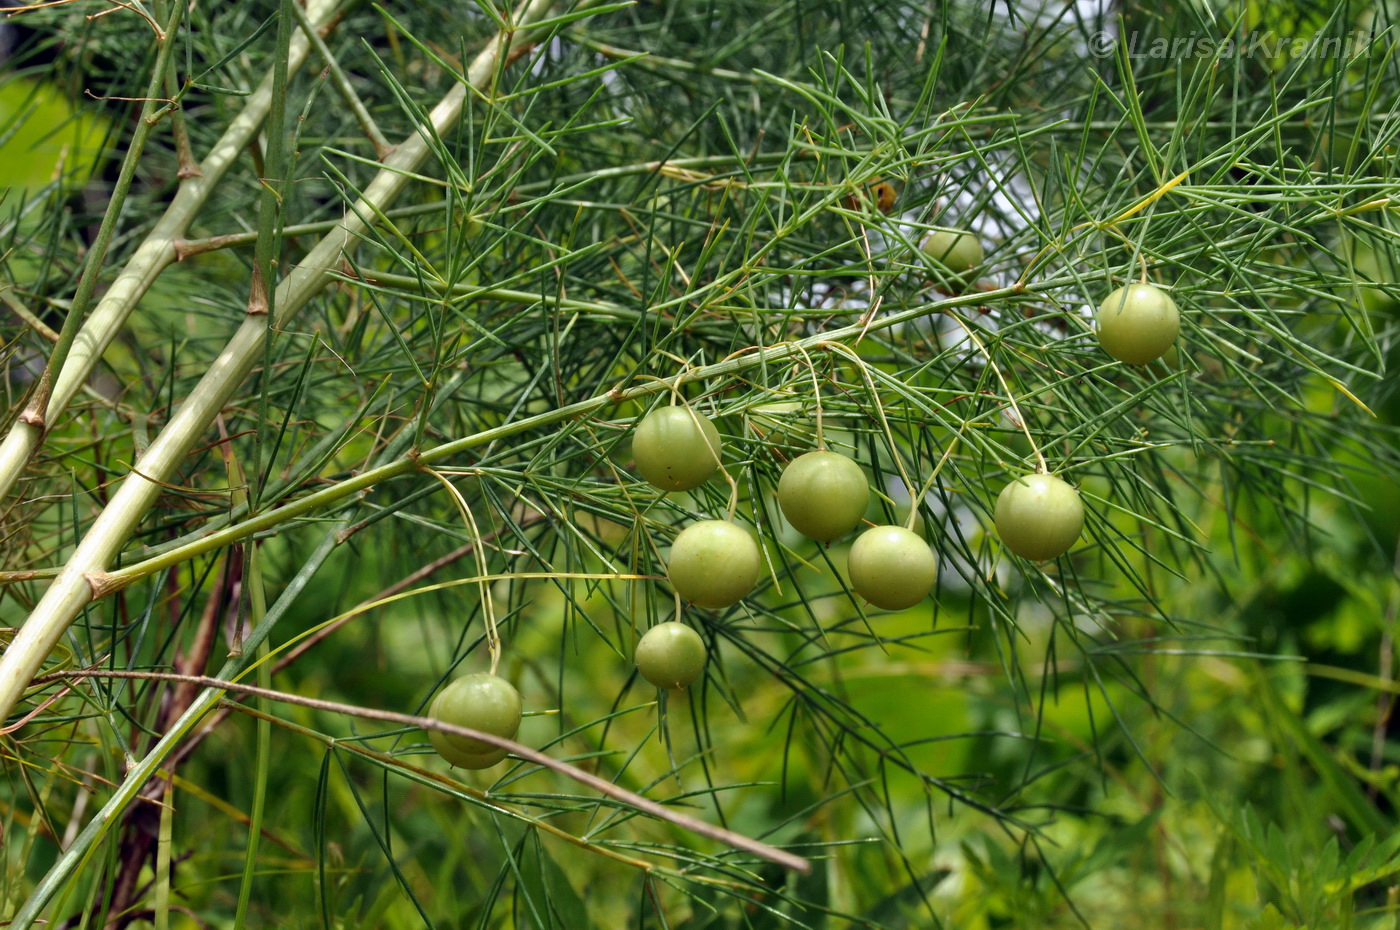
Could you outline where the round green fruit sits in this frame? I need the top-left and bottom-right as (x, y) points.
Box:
(635, 621), (707, 689)
(1096, 283), (1180, 365)
(632, 406), (723, 492)
(777, 450), (869, 542)
(427, 673), (522, 768)
(428, 733), (510, 770)
(920, 229), (984, 277)
(994, 473), (1084, 562)
(847, 525), (937, 610)
(667, 520), (762, 609)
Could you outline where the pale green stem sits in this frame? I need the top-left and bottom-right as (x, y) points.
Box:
(11, 372), (481, 928)
(0, 0), (564, 728)
(153, 775), (174, 930)
(232, 589), (271, 929)
(19, 0), (187, 429)
(94, 277), (1057, 593)
(287, 0), (394, 159)
(0, 0), (349, 504)
(0, 288), (59, 342)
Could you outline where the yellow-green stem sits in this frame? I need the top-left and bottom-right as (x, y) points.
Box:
(90, 277), (1054, 595)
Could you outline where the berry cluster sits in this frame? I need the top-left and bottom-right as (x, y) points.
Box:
(924, 227), (1183, 557)
(922, 227), (1181, 367)
(426, 231), (1183, 769)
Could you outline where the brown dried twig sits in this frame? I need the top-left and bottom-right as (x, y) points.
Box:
(33, 668), (811, 874)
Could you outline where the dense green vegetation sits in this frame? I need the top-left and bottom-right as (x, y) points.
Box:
(2, 0), (1400, 926)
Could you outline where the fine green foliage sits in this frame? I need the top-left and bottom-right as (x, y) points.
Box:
(2, 0), (1400, 927)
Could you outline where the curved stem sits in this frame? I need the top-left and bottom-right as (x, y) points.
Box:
(32, 669), (810, 873)
(904, 436), (960, 532)
(943, 312), (1049, 474)
(423, 466), (501, 674)
(788, 343), (825, 450)
(822, 342), (917, 498)
(676, 396), (735, 520)
(234, 702), (760, 891)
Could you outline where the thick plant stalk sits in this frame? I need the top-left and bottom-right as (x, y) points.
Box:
(10, 368), (479, 928)
(16, 0), (186, 437)
(0, 0), (348, 504)
(0, 0), (562, 726)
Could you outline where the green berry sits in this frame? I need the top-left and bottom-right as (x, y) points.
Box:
(667, 520), (762, 609)
(920, 229), (984, 277)
(777, 450), (869, 542)
(427, 673), (522, 769)
(635, 622), (707, 689)
(994, 473), (1084, 561)
(1097, 283), (1180, 365)
(847, 525), (937, 610)
(632, 406), (723, 491)
(428, 733), (510, 770)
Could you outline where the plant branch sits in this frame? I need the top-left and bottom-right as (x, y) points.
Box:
(15, 0), (186, 429)
(287, 0), (393, 159)
(226, 703), (760, 889)
(0, 0), (578, 732)
(32, 668), (810, 874)
(88, 277), (1066, 594)
(0, 0), (352, 503)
